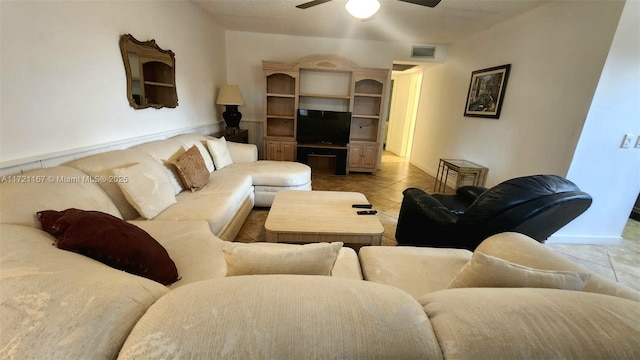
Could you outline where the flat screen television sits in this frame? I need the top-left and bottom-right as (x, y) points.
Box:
(296, 109), (352, 146)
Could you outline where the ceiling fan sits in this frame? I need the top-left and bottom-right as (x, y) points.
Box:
(296, 0), (442, 11)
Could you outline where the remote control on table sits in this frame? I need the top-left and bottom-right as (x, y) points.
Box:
(357, 210), (377, 215)
(352, 204), (373, 209)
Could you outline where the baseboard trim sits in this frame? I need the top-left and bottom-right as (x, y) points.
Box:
(407, 159), (461, 190)
(408, 159), (437, 178)
(546, 234), (623, 245)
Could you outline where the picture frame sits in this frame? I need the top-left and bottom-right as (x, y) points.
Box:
(464, 64), (511, 119)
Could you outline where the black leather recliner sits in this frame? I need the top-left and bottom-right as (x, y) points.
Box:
(395, 175), (592, 250)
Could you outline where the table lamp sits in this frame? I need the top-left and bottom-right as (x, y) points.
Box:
(216, 85), (245, 131)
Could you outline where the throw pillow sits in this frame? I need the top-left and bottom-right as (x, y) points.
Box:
(448, 252), (591, 291)
(113, 162), (177, 219)
(206, 137), (233, 170)
(172, 145), (209, 191)
(37, 208), (179, 285)
(222, 242), (343, 276)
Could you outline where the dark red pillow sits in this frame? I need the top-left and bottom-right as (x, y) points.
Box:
(37, 208), (179, 285)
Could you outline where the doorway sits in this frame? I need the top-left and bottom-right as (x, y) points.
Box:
(385, 64), (424, 158)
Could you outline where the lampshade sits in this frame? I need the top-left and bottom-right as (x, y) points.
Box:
(216, 85), (245, 106)
(345, 0), (380, 20)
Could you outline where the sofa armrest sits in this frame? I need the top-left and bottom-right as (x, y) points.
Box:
(331, 247), (363, 280)
(227, 141), (258, 163)
(475, 232), (640, 302)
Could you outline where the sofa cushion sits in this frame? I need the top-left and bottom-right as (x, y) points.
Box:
(66, 148), (169, 220)
(171, 133), (215, 172)
(113, 162), (177, 219)
(171, 145), (209, 192)
(118, 275), (444, 360)
(359, 246), (472, 299)
(475, 232), (640, 301)
(254, 183), (313, 207)
(245, 160), (312, 187)
(206, 136), (234, 169)
(449, 251), (591, 290)
(420, 287), (640, 359)
(37, 208), (179, 285)
(0, 166), (122, 228)
(207, 160), (312, 207)
(222, 242), (343, 276)
(131, 138), (188, 194)
(151, 173), (254, 236)
(129, 220), (227, 289)
(0, 224), (169, 360)
(129, 222), (363, 285)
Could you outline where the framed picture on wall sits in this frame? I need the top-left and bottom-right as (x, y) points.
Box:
(464, 64), (511, 119)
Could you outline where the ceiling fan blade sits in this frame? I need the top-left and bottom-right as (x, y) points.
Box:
(397, 0), (442, 8)
(296, 0), (334, 9)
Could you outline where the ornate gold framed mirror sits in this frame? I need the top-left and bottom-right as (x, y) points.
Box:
(119, 34), (178, 109)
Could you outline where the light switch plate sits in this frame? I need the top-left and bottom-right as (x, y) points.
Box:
(621, 134), (634, 148)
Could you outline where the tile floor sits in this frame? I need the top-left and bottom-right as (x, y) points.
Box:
(235, 151), (640, 291)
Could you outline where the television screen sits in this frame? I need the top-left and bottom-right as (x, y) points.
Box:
(296, 110), (351, 146)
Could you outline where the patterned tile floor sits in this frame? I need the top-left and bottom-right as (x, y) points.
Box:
(235, 151), (640, 291)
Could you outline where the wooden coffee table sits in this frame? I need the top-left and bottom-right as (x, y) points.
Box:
(265, 190), (384, 246)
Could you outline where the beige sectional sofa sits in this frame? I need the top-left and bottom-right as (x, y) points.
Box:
(63, 133), (311, 240)
(1, 132), (639, 359)
(0, 133), (361, 358)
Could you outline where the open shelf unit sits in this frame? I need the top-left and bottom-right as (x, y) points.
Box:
(351, 75), (386, 144)
(263, 70), (297, 161)
(262, 55), (389, 173)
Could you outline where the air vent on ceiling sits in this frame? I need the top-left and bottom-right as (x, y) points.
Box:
(411, 45), (436, 59)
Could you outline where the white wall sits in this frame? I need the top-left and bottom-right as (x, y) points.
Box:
(410, 0), (625, 186)
(410, 0), (632, 244)
(552, 0), (640, 243)
(0, 0), (227, 166)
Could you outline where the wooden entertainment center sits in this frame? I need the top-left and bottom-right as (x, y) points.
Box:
(262, 55), (389, 174)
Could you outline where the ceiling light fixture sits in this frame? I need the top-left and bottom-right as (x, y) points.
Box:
(345, 0), (380, 20)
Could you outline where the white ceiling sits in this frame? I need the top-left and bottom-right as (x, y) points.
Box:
(192, 0), (549, 45)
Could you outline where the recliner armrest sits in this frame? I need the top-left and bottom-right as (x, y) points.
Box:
(401, 188), (458, 225)
(396, 188), (459, 247)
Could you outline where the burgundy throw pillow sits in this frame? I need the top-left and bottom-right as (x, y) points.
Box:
(37, 208), (179, 285)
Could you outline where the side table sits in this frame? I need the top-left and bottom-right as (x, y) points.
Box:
(435, 159), (488, 193)
(211, 128), (248, 143)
